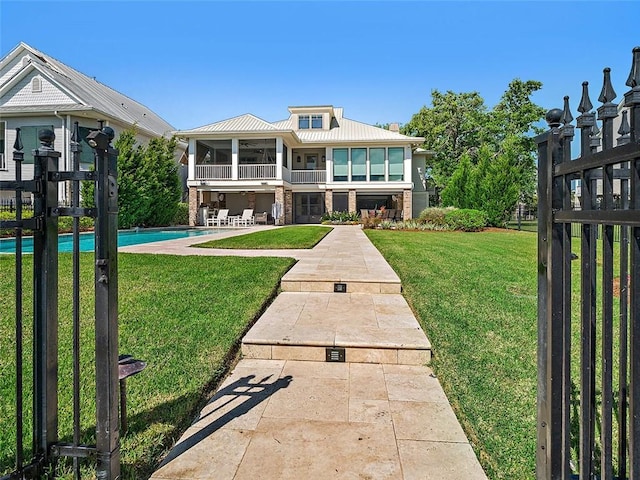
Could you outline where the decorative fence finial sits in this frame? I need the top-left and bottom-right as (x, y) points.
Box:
(617, 110), (631, 146)
(546, 108), (563, 128)
(13, 127), (23, 151)
(578, 81), (593, 113)
(626, 46), (640, 88)
(592, 119), (601, 137)
(561, 96), (574, 125)
(71, 121), (79, 144)
(598, 67), (617, 104)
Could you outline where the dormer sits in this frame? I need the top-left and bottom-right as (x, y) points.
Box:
(288, 105), (337, 131)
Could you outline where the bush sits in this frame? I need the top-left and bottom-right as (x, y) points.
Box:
(320, 211), (360, 224)
(172, 202), (189, 225)
(418, 207), (455, 226)
(444, 208), (487, 232)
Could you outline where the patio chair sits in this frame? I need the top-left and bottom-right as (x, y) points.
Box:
(207, 208), (229, 227)
(387, 209), (396, 221)
(237, 209), (254, 227)
(255, 212), (268, 225)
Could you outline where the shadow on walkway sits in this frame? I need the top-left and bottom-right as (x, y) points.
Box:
(157, 373), (292, 468)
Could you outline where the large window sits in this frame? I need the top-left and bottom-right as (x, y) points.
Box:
(311, 115), (323, 129)
(369, 148), (385, 181)
(351, 148), (366, 181)
(333, 148), (348, 182)
(388, 147), (404, 181)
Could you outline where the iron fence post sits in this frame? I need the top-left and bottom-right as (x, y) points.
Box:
(32, 129), (60, 477)
(90, 126), (120, 480)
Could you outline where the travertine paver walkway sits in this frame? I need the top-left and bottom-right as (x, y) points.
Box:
(150, 226), (487, 479)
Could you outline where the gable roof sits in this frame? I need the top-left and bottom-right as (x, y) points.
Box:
(0, 43), (174, 138)
(178, 113), (280, 134)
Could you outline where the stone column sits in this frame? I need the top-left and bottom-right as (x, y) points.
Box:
(275, 186), (285, 225)
(348, 189), (357, 213)
(324, 190), (333, 213)
(248, 191), (256, 209)
(188, 187), (198, 226)
(403, 189), (412, 220)
(284, 190), (293, 225)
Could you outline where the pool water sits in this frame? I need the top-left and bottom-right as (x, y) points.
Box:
(0, 228), (222, 254)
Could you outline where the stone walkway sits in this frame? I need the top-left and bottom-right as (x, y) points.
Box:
(148, 226), (487, 479)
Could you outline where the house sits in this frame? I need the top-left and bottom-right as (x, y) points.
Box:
(176, 106), (429, 225)
(0, 42), (183, 204)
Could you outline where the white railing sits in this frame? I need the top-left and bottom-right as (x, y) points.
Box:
(239, 164), (277, 180)
(289, 170), (327, 184)
(196, 164), (232, 180)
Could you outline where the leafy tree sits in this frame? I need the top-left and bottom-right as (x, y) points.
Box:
(402, 90), (487, 188)
(81, 128), (180, 229)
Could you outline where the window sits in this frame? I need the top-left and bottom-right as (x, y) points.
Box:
(298, 115), (310, 129)
(333, 148), (348, 182)
(31, 77), (42, 93)
(388, 147), (404, 181)
(311, 115), (323, 129)
(18, 125), (54, 164)
(351, 148), (366, 181)
(22, 56), (30, 67)
(0, 139), (5, 170)
(369, 148), (385, 181)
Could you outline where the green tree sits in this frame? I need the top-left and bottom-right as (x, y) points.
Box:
(402, 90), (487, 188)
(81, 128), (180, 229)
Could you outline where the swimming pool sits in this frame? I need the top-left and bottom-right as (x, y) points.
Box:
(0, 228), (224, 254)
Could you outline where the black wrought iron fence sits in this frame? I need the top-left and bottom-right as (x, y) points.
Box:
(537, 47), (640, 479)
(0, 123), (120, 480)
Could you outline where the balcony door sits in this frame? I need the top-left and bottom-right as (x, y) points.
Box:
(294, 193), (324, 224)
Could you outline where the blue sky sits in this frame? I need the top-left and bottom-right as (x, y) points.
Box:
(1, 1), (639, 130)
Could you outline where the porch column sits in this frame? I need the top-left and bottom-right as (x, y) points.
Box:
(348, 189), (356, 213)
(324, 189), (333, 213)
(403, 189), (412, 220)
(188, 186), (198, 226)
(248, 191), (256, 209)
(275, 186), (285, 226)
(231, 138), (239, 180)
(325, 147), (333, 183)
(188, 138), (196, 180)
(284, 190), (293, 225)
(276, 137), (283, 180)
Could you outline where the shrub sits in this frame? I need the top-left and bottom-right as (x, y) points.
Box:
(320, 210), (360, 224)
(444, 208), (487, 232)
(418, 207), (455, 226)
(172, 202), (189, 225)
(361, 216), (382, 229)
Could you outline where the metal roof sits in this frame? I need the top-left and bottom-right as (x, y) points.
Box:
(178, 114), (279, 134)
(0, 43), (175, 137)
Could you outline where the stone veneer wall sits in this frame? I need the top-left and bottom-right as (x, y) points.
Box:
(284, 190), (293, 225)
(188, 187), (198, 226)
(403, 189), (412, 220)
(248, 191), (256, 210)
(348, 190), (356, 213)
(275, 186), (285, 225)
(324, 190), (333, 213)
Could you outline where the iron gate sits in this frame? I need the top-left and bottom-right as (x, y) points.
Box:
(537, 47), (640, 478)
(1, 122), (120, 479)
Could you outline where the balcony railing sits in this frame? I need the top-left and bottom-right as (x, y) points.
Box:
(239, 164), (277, 180)
(196, 164), (232, 180)
(289, 170), (326, 184)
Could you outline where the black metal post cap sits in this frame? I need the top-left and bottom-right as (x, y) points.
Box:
(102, 126), (115, 142)
(546, 109), (563, 127)
(38, 128), (55, 146)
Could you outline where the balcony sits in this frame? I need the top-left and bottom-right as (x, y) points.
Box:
(289, 170), (326, 184)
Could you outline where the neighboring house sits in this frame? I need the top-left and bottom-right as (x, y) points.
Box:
(0, 42), (183, 204)
(176, 105), (429, 225)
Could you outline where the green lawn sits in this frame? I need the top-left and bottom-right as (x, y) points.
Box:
(366, 229), (538, 479)
(193, 225), (332, 249)
(0, 253), (295, 479)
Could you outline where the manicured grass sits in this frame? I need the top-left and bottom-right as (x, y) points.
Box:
(366, 229), (538, 479)
(0, 253), (294, 479)
(193, 225), (332, 249)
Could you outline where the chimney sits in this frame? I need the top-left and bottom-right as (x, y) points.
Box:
(389, 123), (400, 132)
